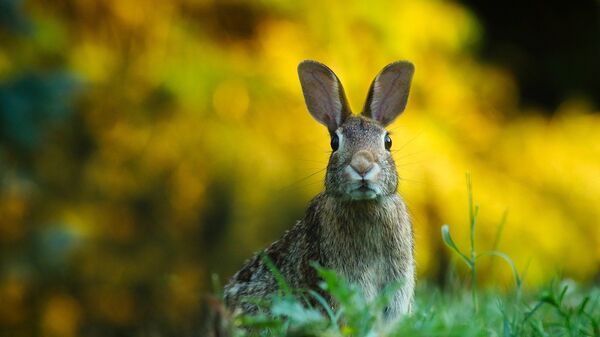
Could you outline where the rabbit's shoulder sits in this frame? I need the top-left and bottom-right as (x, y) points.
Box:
(225, 195), (325, 292)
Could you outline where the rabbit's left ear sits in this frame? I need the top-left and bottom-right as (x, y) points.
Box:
(298, 60), (352, 131)
(362, 61), (414, 126)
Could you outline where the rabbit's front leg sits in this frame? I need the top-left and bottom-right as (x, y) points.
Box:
(383, 271), (415, 320)
(383, 289), (412, 321)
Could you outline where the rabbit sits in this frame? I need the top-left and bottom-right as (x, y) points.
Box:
(224, 60), (415, 320)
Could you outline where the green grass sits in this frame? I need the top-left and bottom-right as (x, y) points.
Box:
(219, 176), (600, 337)
(227, 272), (599, 337)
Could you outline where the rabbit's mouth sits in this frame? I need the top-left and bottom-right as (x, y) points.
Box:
(347, 182), (380, 200)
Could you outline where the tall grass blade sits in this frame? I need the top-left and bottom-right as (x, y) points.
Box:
(441, 224), (473, 269)
(476, 251), (521, 288)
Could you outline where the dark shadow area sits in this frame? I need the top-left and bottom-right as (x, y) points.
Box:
(460, 0), (599, 112)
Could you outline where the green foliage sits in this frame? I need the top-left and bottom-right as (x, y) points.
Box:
(229, 270), (600, 337)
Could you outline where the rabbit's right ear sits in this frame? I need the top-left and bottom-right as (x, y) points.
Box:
(298, 61), (352, 131)
(362, 61), (414, 126)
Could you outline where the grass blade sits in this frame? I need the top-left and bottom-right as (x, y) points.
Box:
(477, 251), (521, 288)
(441, 224), (473, 269)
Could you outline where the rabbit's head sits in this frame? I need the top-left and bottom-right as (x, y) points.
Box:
(298, 61), (414, 201)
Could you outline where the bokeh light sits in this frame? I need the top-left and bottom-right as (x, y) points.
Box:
(0, 0), (598, 335)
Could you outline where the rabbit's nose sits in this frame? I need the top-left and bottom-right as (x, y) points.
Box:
(350, 150), (375, 177)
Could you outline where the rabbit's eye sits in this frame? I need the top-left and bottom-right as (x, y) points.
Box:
(331, 133), (339, 151)
(384, 133), (392, 151)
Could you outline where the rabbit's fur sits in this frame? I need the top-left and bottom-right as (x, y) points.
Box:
(224, 60), (415, 319)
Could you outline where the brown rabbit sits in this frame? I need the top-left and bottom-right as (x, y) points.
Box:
(224, 60), (415, 320)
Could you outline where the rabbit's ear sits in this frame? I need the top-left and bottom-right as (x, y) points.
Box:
(298, 60), (352, 131)
(362, 61), (414, 126)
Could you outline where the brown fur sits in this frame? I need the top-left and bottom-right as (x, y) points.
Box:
(224, 61), (415, 320)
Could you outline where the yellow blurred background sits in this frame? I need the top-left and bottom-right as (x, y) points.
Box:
(0, 0), (598, 336)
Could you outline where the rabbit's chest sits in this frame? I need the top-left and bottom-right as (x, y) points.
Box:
(345, 254), (391, 301)
(318, 195), (414, 304)
(327, 230), (401, 300)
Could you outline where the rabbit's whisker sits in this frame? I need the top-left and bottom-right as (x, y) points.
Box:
(398, 176), (424, 184)
(278, 168), (326, 192)
(392, 151), (423, 160)
(396, 160), (426, 168)
(395, 133), (422, 151)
